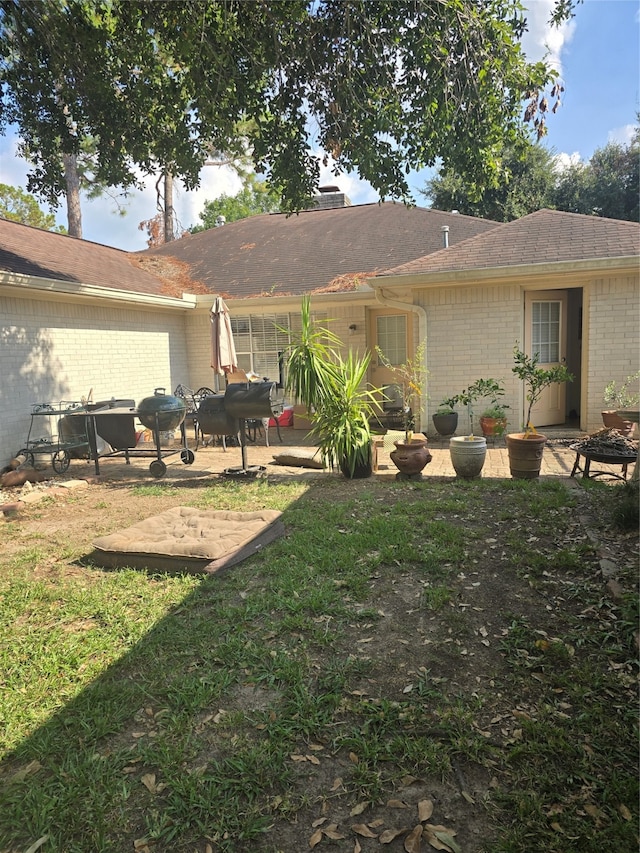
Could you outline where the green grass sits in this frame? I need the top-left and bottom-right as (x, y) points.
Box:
(0, 477), (637, 853)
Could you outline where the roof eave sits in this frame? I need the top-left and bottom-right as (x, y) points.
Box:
(373, 256), (640, 288)
(0, 271), (197, 309)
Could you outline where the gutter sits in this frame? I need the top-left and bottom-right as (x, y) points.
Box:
(0, 272), (197, 309)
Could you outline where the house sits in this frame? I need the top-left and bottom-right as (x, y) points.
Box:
(0, 199), (496, 464)
(1, 200), (638, 466)
(370, 209), (639, 435)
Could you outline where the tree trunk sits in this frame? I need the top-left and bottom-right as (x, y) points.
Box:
(62, 152), (82, 238)
(164, 172), (174, 243)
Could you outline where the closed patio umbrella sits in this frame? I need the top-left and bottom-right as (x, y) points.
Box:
(210, 296), (238, 379)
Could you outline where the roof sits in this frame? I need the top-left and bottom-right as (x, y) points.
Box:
(142, 202), (499, 298)
(379, 209), (640, 278)
(0, 217), (169, 296)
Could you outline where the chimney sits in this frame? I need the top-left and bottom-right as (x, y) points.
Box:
(309, 185), (352, 210)
(441, 225), (449, 249)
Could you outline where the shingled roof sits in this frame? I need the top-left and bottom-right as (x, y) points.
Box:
(142, 202), (499, 299)
(379, 209), (640, 278)
(0, 217), (169, 296)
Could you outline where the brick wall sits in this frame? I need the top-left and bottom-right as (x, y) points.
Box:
(1, 294), (190, 465)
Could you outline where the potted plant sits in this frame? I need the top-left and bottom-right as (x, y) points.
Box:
(507, 346), (573, 479)
(310, 350), (379, 478)
(448, 379), (504, 478)
(479, 403), (509, 437)
(432, 397), (459, 436)
(376, 342), (432, 479)
(283, 296), (379, 478)
(602, 371), (639, 435)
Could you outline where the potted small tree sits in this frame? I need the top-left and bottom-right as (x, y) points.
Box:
(284, 296), (379, 478)
(507, 346), (573, 479)
(432, 397), (459, 436)
(449, 379), (499, 478)
(602, 372), (640, 435)
(376, 342), (432, 479)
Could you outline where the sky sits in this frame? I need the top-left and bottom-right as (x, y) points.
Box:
(0, 0), (638, 253)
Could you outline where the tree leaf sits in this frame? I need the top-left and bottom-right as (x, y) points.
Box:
(404, 824), (423, 852)
(380, 827), (409, 843)
(351, 823), (377, 838)
(418, 799), (434, 821)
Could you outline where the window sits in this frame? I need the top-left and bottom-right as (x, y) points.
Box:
(532, 301), (560, 363)
(230, 312), (328, 383)
(376, 314), (406, 365)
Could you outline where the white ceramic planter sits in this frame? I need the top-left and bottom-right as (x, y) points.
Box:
(449, 435), (487, 479)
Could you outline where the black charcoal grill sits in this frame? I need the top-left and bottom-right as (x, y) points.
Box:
(197, 381), (284, 477)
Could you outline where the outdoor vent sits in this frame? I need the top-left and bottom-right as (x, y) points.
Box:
(441, 225), (450, 249)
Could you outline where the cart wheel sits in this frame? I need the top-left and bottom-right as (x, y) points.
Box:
(52, 450), (70, 474)
(180, 448), (195, 465)
(149, 459), (167, 479)
(17, 449), (35, 467)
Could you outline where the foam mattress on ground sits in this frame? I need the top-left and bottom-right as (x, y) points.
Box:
(92, 506), (284, 574)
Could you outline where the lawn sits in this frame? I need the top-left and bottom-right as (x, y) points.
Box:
(0, 475), (637, 853)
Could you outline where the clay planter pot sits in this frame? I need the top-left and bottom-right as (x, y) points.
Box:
(432, 412), (458, 436)
(449, 436), (487, 479)
(602, 410), (634, 436)
(479, 416), (507, 437)
(506, 432), (547, 479)
(390, 438), (432, 480)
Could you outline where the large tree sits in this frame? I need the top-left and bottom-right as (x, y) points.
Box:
(423, 124), (640, 223)
(0, 0), (576, 230)
(191, 174), (281, 232)
(552, 131), (640, 222)
(0, 181), (65, 230)
(422, 140), (559, 221)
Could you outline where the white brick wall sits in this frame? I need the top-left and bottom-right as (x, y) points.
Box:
(1, 294), (190, 465)
(585, 275), (640, 431)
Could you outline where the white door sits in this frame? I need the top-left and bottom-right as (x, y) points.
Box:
(524, 290), (568, 427)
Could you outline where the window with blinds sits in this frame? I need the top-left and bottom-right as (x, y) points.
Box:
(230, 312), (328, 382)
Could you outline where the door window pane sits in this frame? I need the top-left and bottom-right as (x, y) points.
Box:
(532, 301), (560, 363)
(376, 315), (407, 365)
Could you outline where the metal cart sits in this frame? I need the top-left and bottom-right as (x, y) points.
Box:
(18, 401), (90, 474)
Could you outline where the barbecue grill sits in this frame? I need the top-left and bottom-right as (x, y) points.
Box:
(197, 380), (284, 477)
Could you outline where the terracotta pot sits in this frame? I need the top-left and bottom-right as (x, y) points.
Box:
(449, 436), (487, 479)
(506, 433), (547, 479)
(390, 438), (432, 480)
(479, 416), (508, 437)
(601, 410), (633, 436)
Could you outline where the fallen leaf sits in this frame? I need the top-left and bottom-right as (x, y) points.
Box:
(312, 817), (327, 828)
(349, 752), (359, 764)
(418, 799), (434, 821)
(331, 777), (343, 791)
(306, 754), (321, 765)
(619, 804), (632, 820)
(350, 802), (368, 816)
(433, 830), (461, 853)
(404, 824), (423, 852)
(353, 841), (362, 853)
(324, 825), (345, 840)
(351, 823), (377, 838)
(309, 828), (323, 848)
(380, 827), (408, 843)
(141, 773), (157, 793)
(387, 799), (410, 809)
(8, 760), (42, 784)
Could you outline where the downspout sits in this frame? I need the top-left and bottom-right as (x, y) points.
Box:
(371, 281), (428, 432)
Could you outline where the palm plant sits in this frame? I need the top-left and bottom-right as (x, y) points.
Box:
(310, 349), (379, 477)
(283, 296), (380, 477)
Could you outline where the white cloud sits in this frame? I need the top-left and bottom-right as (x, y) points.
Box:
(608, 123), (636, 145)
(520, 1), (576, 75)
